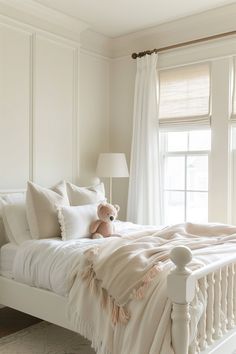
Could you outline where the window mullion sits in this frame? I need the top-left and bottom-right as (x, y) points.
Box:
(165, 151), (209, 157)
(164, 189), (208, 193)
(208, 58), (232, 223)
(184, 154), (187, 221)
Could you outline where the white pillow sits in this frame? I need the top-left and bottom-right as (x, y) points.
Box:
(66, 182), (105, 206)
(58, 204), (98, 240)
(2, 202), (31, 245)
(26, 181), (69, 239)
(0, 193), (26, 245)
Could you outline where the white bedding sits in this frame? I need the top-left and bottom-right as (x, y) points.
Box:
(11, 221), (236, 354)
(12, 221), (159, 295)
(0, 243), (18, 278)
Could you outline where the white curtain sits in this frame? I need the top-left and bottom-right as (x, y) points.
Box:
(127, 53), (161, 225)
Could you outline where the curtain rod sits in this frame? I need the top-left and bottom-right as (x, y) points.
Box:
(131, 30), (236, 59)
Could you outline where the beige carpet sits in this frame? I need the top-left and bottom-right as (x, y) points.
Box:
(0, 321), (96, 354)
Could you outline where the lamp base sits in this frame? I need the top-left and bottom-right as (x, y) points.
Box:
(109, 177), (112, 204)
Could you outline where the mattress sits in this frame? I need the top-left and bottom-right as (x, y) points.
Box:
(0, 243), (18, 279)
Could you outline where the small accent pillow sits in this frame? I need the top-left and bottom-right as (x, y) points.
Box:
(58, 204), (98, 240)
(26, 181), (69, 239)
(66, 182), (106, 206)
(2, 202), (31, 245)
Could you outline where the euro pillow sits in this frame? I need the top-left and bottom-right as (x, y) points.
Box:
(2, 202), (31, 245)
(66, 182), (105, 206)
(58, 204), (98, 240)
(26, 181), (69, 239)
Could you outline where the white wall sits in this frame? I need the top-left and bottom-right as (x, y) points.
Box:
(0, 9), (110, 192)
(78, 50), (110, 188)
(110, 57), (135, 219)
(0, 17), (80, 188)
(0, 23), (31, 188)
(34, 35), (77, 186)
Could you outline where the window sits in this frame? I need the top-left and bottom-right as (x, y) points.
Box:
(160, 130), (210, 224)
(158, 63), (211, 224)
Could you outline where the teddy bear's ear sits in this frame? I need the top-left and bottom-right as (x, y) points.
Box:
(114, 204), (120, 212)
(98, 202), (106, 210)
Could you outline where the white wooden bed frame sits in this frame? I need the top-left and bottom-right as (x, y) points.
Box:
(167, 246), (236, 354)
(1, 247), (236, 354)
(1, 190), (236, 353)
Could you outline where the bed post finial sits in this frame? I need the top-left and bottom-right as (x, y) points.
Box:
(170, 245), (192, 274)
(167, 246), (195, 354)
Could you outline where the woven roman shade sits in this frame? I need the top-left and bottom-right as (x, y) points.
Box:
(158, 63), (211, 129)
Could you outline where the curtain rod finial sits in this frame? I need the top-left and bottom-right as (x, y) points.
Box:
(132, 53), (138, 59)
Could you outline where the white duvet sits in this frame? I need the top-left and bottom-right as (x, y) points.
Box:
(12, 221), (158, 295)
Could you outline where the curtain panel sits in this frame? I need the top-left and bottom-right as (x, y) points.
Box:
(127, 53), (161, 225)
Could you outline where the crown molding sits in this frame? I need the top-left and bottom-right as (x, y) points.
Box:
(1, 1), (236, 60)
(0, 0), (88, 41)
(80, 29), (113, 58)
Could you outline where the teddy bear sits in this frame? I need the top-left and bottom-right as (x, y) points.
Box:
(90, 202), (120, 239)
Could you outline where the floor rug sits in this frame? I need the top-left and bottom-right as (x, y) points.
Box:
(0, 321), (96, 354)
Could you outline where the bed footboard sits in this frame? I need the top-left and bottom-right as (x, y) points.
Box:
(167, 246), (236, 354)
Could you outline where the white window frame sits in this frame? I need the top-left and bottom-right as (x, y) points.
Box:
(208, 58), (233, 223)
(230, 124), (236, 224)
(160, 131), (209, 223)
(232, 57), (236, 120)
(229, 58), (236, 223)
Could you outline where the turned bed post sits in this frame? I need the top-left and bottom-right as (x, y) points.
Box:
(167, 246), (195, 354)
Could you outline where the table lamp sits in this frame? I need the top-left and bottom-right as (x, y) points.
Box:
(96, 153), (129, 204)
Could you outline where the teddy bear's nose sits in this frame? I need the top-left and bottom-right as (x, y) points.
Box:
(110, 216), (114, 221)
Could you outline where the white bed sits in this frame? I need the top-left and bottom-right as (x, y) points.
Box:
(1, 191), (236, 354)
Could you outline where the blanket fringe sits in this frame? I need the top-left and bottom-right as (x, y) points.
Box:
(82, 264), (130, 325)
(84, 247), (100, 260)
(131, 263), (163, 300)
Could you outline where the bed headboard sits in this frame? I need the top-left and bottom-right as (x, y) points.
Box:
(0, 189), (25, 247)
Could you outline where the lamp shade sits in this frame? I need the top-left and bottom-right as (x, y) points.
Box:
(96, 153), (129, 178)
